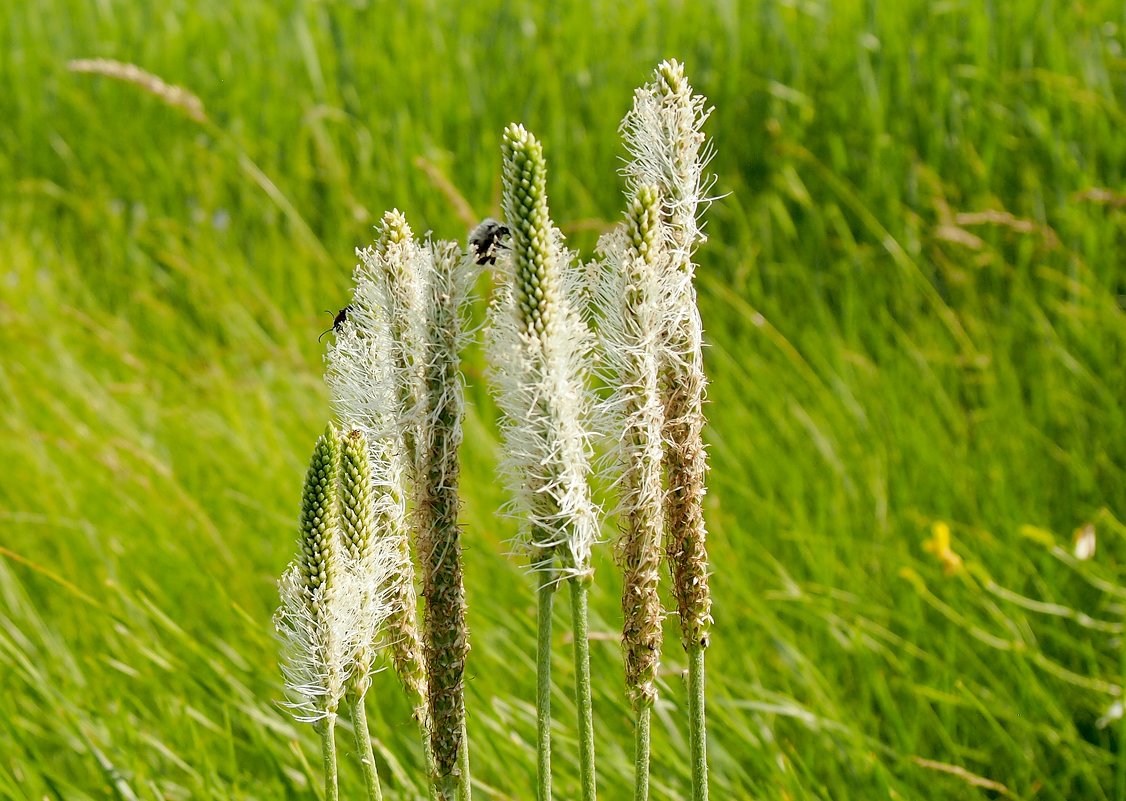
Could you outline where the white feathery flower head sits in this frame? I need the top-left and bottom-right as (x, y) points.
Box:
(325, 210), (433, 467)
(619, 59), (716, 400)
(488, 123), (600, 579)
(324, 264), (397, 443)
(325, 225), (419, 536)
(337, 428), (402, 691)
(593, 185), (671, 485)
(593, 184), (670, 706)
(370, 210), (432, 472)
(419, 239), (479, 461)
(620, 59), (715, 266)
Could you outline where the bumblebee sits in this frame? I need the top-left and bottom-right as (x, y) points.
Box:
(468, 218), (510, 265)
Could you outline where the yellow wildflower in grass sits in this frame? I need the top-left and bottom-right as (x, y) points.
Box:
(923, 521), (964, 576)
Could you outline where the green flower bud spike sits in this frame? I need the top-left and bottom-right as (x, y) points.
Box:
(339, 427), (397, 801)
(276, 426), (347, 801)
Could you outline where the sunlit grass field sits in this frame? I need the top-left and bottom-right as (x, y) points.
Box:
(2, 1), (1125, 798)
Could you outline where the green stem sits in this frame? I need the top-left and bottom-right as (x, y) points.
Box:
(458, 714), (472, 801)
(569, 578), (597, 801)
(436, 774), (458, 801)
(536, 569), (556, 801)
(416, 708), (439, 801)
(687, 645), (708, 801)
(633, 704), (651, 801)
(347, 692), (384, 801)
(1118, 607), (1125, 801)
(319, 714), (340, 801)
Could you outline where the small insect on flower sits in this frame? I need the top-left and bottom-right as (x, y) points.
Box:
(468, 218), (510, 265)
(318, 305), (353, 342)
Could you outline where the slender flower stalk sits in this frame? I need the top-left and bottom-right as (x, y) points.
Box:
(534, 552), (556, 801)
(489, 123), (600, 801)
(632, 705), (652, 801)
(458, 716), (473, 801)
(416, 241), (477, 801)
(347, 694), (382, 801)
(275, 427), (351, 801)
(621, 60), (714, 801)
(320, 719), (340, 801)
(594, 184), (669, 801)
(569, 577), (597, 801)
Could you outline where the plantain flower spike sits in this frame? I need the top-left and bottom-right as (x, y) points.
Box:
(324, 227), (429, 716)
(621, 59), (714, 267)
(337, 428), (399, 693)
(622, 59), (714, 651)
(275, 426), (358, 722)
(488, 123), (600, 581)
(595, 183), (669, 708)
(372, 209), (431, 474)
(415, 240), (478, 798)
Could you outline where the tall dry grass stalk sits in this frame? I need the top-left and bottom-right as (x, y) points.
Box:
(67, 58), (208, 123)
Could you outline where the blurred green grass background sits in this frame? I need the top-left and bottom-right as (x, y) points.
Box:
(2, 1), (1125, 798)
